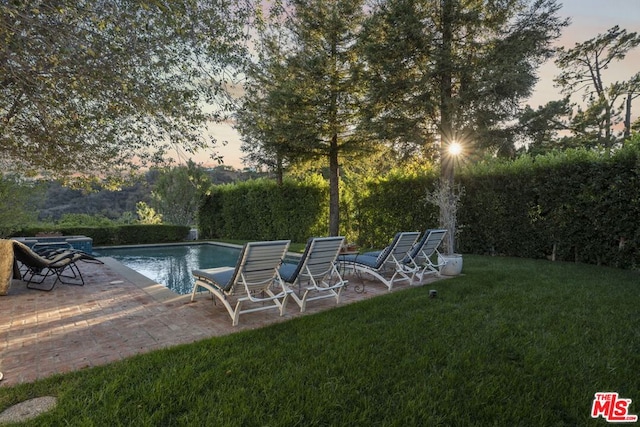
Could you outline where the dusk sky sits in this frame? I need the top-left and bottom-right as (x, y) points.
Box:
(529, 0), (640, 108)
(201, 0), (640, 169)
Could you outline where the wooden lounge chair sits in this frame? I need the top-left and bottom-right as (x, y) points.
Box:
(191, 240), (291, 326)
(338, 232), (420, 291)
(279, 236), (348, 312)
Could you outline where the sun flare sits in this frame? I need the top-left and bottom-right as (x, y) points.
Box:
(448, 142), (462, 156)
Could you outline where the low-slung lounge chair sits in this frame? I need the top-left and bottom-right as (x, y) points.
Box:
(191, 240), (291, 326)
(279, 236), (348, 312)
(411, 229), (448, 282)
(12, 240), (87, 291)
(338, 231), (420, 291)
(359, 229), (448, 283)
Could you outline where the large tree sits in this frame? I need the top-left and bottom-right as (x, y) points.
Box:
(518, 26), (640, 155)
(1, 0), (250, 184)
(360, 0), (567, 178)
(554, 26), (640, 153)
(238, 0), (372, 236)
(236, 10), (297, 184)
(151, 161), (212, 226)
(516, 98), (575, 155)
(359, 0), (565, 254)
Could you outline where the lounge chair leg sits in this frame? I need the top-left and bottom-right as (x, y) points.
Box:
(232, 301), (242, 326)
(190, 283), (200, 302)
(279, 292), (289, 316)
(288, 289), (305, 312)
(298, 290), (309, 313)
(335, 286), (343, 304)
(26, 278), (58, 292)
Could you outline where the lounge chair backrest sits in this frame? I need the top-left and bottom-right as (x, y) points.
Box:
(410, 229), (447, 259)
(217, 243), (249, 292)
(298, 237), (345, 281)
(389, 232), (421, 263)
(421, 229), (447, 255)
(375, 232), (420, 268)
(283, 237), (314, 282)
(374, 233), (402, 266)
(234, 240), (290, 294)
(12, 240), (51, 269)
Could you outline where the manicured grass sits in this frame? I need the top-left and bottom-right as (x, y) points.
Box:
(1, 255), (638, 425)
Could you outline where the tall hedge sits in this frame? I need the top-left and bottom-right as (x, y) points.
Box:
(457, 145), (640, 268)
(458, 157), (544, 259)
(196, 141), (640, 270)
(198, 176), (329, 242)
(348, 170), (439, 248)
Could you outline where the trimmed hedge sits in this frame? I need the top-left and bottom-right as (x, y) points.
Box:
(198, 177), (329, 242)
(348, 172), (439, 248)
(344, 144), (640, 269)
(196, 142), (640, 270)
(14, 225), (191, 246)
(457, 145), (640, 268)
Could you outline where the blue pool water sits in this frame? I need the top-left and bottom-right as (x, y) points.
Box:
(94, 243), (241, 295)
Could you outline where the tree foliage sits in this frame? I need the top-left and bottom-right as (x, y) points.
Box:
(236, 8), (295, 182)
(1, 0), (251, 184)
(0, 174), (41, 237)
(517, 98), (575, 155)
(136, 202), (163, 225)
(238, 0), (373, 235)
(360, 0), (567, 161)
(520, 26), (640, 155)
(554, 26), (640, 152)
(151, 161), (212, 226)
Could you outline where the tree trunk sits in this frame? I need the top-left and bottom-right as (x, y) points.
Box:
(625, 92), (632, 139)
(439, 0), (456, 254)
(329, 133), (340, 236)
(439, 0), (454, 186)
(604, 97), (613, 154)
(328, 30), (340, 237)
(276, 155), (283, 186)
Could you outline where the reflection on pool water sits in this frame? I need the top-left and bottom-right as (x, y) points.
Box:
(94, 243), (241, 295)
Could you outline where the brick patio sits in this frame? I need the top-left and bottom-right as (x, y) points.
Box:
(0, 257), (440, 387)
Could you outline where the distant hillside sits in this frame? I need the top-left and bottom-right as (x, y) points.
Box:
(38, 166), (266, 221)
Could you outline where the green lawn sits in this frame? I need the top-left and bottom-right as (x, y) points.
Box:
(1, 255), (638, 426)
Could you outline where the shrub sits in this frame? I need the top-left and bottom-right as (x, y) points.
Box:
(194, 141), (640, 269)
(198, 177), (328, 242)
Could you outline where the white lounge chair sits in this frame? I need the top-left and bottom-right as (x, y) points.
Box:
(409, 229), (448, 282)
(279, 236), (348, 312)
(191, 240), (291, 326)
(360, 229), (448, 283)
(338, 232), (420, 291)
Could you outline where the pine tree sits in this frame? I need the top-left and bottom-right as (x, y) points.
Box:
(238, 0), (372, 236)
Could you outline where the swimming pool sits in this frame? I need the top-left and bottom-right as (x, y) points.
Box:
(94, 243), (241, 295)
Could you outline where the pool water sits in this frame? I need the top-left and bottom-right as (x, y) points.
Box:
(94, 243), (241, 295)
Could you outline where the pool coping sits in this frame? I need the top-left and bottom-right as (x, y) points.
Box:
(98, 257), (192, 304)
(94, 240), (243, 249)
